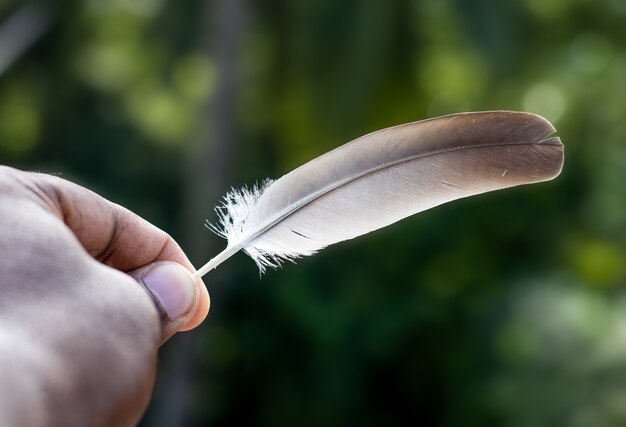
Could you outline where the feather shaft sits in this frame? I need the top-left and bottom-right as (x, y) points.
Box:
(195, 244), (241, 278)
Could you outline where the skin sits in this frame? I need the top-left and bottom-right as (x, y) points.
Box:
(0, 166), (210, 426)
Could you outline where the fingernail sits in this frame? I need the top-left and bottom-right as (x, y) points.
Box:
(141, 262), (197, 321)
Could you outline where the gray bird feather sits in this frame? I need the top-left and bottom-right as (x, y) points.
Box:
(196, 111), (564, 276)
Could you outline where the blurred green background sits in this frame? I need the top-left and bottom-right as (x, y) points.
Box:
(1, 0), (625, 425)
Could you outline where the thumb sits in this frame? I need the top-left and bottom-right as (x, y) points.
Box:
(128, 261), (203, 344)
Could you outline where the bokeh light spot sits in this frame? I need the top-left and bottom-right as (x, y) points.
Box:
(173, 54), (216, 102)
(570, 32), (613, 75)
(522, 83), (566, 122)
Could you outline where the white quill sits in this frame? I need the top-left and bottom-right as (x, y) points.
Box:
(195, 111), (564, 277)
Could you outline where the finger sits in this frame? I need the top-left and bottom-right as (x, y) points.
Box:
(127, 261), (205, 343)
(26, 171), (210, 330)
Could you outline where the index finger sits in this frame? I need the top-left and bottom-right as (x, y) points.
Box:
(24, 171), (210, 331)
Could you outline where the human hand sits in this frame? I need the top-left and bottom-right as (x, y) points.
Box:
(0, 166), (210, 426)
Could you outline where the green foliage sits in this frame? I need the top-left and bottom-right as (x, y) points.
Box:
(2, 0), (626, 426)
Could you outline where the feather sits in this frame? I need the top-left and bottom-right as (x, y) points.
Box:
(196, 111), (564, 277)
